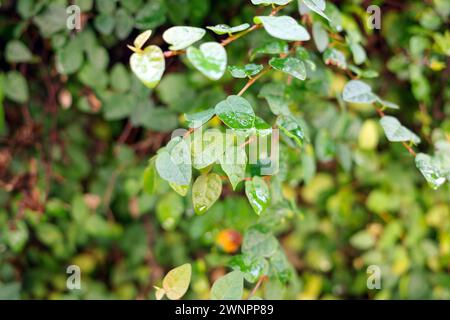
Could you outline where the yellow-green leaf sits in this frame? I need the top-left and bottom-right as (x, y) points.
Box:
(162, 263), (192, 300)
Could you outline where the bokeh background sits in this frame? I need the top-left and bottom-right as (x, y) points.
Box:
(0, 0), (449, 299)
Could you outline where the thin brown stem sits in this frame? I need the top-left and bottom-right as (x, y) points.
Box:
(247, 276), (267, 300)
(237, 67), (271, 96)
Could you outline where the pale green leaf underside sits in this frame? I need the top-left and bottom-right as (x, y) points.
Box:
(187, 42), (227, 80)
(342, 80), (378, 104)
(191, 129), (233, 169)
(162, 263), (192, 300)
(207, 23), (250, 35)
(163, 26), (206, 51)
(254, 16), (310, 42)
(415, 153), (447, 190)
(130, 45), (165, 88)
(210, 271), (244, 300)
(269, 57), (306, 80)
(312, 22), (329, 52)
(228, 64), (263, 79)
(243, 228), (278, 258)
(380, 116), (421, 145)
(220, 146), (248, 190)
(302, 0), (330, 21)
(156, 137), (192, 185)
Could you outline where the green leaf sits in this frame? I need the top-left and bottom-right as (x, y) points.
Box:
(130, 103), (178, 131)
(242, 227), (278, 257)
(187, 42), (227, 80)
(169, 182), (189, 196)
(96, 0), (116, 14)
(295, 47), (316, 70)
(277, 115), (307, 147)
(350, 231), (375, 250)
(5, 71), (28, 103)
(78, 64), (108, 89)
(259, 83), (290, 116)
(301, 144), (316, 183)
(348, 65), (379, 79)
(377, 98), (400, 110)
(254, 16), (310, 41)
(220, 146), (248, 190)
(245, 177), (270, 215)
(185, 108), (215, 128)
(156, 192), (184, 230)
(156, 73), (196, 112)
(163, 26), (206, 51)
(156, 137), (192, 185)
(323, 48), (347, 69)
(312, 22), (329, 52)
(207, 23), (250, 35)
(0, 282), (21, 300)
(162, 263), (192, 300)
(228, 64), (263, 79)
(191, 129), (232, 169)
(135, 1), (167, 30)
(33, 4), (67, 37)
(0, 74), (4, 133)
(86, 46), (109, 70)
(251, 41), (289, 60)
(342, 80), (378, 104)
(301, 0), (330, 21)
(229, 254), (269, 283)
(270, 250), (292, 284)
(5, 40), (33, 63)
(115, 8), (134, 40)
(110, 63), (131, 92)
(254, 116), (273, 136)
(210, 271), (244, 300)
(350, 42), (367, 65)
(269, 57), (306, 80)
(215, 95), (255, 130)
(94, 14), (115, 35)
(415, 153), (447, 190)
(192, 173), (223, 214)
(380, 116), (421, 145)
(56, 40), (84, 75)
(315, 129), (335, 162)
(142, 158), (157, 194)
(130, 45), (165, 88)
(5, 221), (29, 253)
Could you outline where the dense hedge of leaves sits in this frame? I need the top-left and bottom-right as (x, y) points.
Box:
(0, 0), (449, 299)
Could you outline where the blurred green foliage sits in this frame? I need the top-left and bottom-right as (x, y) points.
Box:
(0, 0), (449, 300)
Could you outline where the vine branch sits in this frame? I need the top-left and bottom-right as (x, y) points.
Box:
(247, 275), (267, 300)
(163, 4), (286, 58)
(375, 108), (417, 157)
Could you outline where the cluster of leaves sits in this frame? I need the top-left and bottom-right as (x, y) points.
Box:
(0, 0), (449, 300)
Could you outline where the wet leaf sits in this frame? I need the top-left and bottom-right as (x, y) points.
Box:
(192, 173), (222, 214)
(245, 177), (270, 215)
(187, 42), (227, 80)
